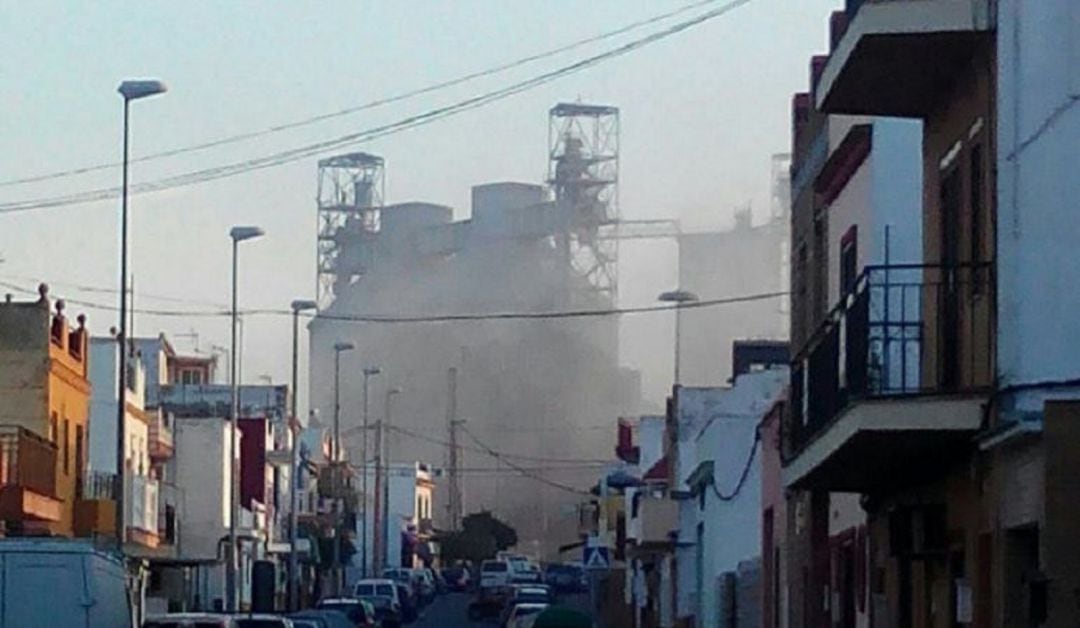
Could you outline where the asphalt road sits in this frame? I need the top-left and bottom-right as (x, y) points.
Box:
(411, 592), (593, 628)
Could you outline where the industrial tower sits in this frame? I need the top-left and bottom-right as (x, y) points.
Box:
(316, 152), (385, 307)
(548, 103), (620, 304)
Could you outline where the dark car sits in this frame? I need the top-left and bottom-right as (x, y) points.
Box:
(314, 598), (377, 628)
(468, 585), (510, 622)
(544, 564), (586, 594)
(357, 594), (402, 628)
(441, 566), (470, 592)
(395, 583), (419, 623)
(288, 609), (357, 628)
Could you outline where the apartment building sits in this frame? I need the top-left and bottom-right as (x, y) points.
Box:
(783, 1), (1080, 626)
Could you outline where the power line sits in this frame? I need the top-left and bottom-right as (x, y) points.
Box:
(461, 425), (592, 496)
(0, 0), (725, 189)
(0, 0), (755, 214)
(384, 423), (609, 465)
(709, 428), (760, 501)
(0, 277), (787, 323)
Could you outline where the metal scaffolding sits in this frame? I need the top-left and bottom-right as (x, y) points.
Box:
(548, 103), (620, 305)
(316, 152), (385, 307)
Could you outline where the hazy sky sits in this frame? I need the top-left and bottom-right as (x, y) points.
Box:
(1, 0), (839, 407)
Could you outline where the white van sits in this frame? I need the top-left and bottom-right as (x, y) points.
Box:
(0, 539), (132, 627)
(480, 559), (511, 590)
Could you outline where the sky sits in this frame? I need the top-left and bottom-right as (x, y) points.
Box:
(0, 0), (840, 408)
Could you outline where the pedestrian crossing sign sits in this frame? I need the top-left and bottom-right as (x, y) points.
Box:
(583, 544), (610, 570)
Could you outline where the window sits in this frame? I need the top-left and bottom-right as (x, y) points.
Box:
(969, 144), (985, 296)
(180, 370), (203, 385)
(62, 419), (70, 474)
(840, 226), (858, 296)
(49, 412), (58, 443)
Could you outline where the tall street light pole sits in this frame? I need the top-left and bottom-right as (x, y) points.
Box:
(361, 366), (381, 577)
(331, 341), (354, 595)
(658, 290), (699, 386)
(332, 342), (355, 463)
(227, 225), (265, 612)
(288, 299), (317, 611)
(115, 79), (167, 549)
(382, 387), (402, 570)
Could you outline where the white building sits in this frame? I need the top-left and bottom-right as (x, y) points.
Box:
(673, 368), (787, 627)
(352, 461), (436, 579)
(169, 416), (243, 609)
(87, 338), (158, 546)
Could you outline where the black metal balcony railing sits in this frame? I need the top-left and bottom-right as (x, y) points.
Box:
(0, 426), (58, 497)
(788, 263), (994, 454)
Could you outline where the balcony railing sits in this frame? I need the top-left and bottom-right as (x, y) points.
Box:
(788, 263), (994, 454)
(148, 413), (174, 460)
(0, 426), (57, 497)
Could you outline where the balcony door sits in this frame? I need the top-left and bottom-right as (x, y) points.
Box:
(939, 168), (962, 390)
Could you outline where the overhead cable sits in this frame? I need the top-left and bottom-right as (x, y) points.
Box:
(0, 0), (725, 189)
(0, 0), (755, 213)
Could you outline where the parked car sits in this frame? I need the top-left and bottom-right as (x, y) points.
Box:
(235, 616), (296, 628)
(509, 585), (554, 605)
(357, 594), (402, 628)
(501, 603), (549, 628)
(382, 567), (423, 605)
(410, 568), (436, 604)
(0, 540), (132, 628)
(441, 566), (471, 592)
(509, 559), (542, 584)
(480, 559), (512, 590)
(315, 598), (377, 628)
(395, 583), (419, 623)
(145, 615), (236, 628)
(424, 566), (446, 594)
(353, 578), (402, 609)
(543, 563), (586, 593)
(288, 609), (357, 628)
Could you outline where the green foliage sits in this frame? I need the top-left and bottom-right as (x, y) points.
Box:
(438, 510), (518, 563)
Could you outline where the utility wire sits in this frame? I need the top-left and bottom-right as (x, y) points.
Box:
(709, 428), (761, 501)
(0, 277), (787, 322)
(0, 0), (725, 189)
(0, 0), (755, 213)
(385, 423), (610, 465)
(461, 425), (592, 496)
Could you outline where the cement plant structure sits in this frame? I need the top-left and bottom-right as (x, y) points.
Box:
(308, 104), (644, 556)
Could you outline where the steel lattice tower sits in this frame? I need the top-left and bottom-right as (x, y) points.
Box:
(316, 152), (385, 307)
(547, 103), (620, 305)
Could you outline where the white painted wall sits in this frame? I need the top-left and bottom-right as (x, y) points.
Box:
(352, 462), (434, 576)
(997, 0), (1080, 406)
(88, 338), (150, 477)
(673, 370), (787, 623)
(171, 417), (234, 559)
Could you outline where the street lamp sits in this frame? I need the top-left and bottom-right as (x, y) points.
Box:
(226, 225), (264, 612)
(115, 78), (167, 549)
(361, 366), (381, 577)
(658, 289), (699, 386)
(332, 342), (356, 462)
(288, 299), (317, 611)
(382, 386), (402, 570)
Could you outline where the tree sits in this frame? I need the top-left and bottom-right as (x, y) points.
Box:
(438, 510), (518, 564)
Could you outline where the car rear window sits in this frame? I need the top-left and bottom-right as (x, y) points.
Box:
(483, 561), (508, 572)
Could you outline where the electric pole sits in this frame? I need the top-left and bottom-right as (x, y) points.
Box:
(446, 368), (463, 531)
(372, 416), (383, 575)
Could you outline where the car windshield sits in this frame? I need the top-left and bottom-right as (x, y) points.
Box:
(483, 562), (508, 572)
(356, 583), (395, 597)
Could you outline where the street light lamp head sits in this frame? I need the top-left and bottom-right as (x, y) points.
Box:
(658, 289), (700, 304)
(388, 387), (403, 395)
(118, 79), (168, 101)
(363, 367), (382, 376)
(291, 299), (318, 312)
(334, 341), (355, 352)
(230, 225), (265, 242)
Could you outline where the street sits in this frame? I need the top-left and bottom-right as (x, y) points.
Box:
(411, 592), (594, 628)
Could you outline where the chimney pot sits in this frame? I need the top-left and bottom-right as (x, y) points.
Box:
(37, 283), (49, 302)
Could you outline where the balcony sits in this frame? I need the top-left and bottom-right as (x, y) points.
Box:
(784, 264), (993, 491)
(628, 493), (677, 548)
(0, 426), (61, 523)
(148, 412), (174, 461)
(817, 0), (993, 117)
